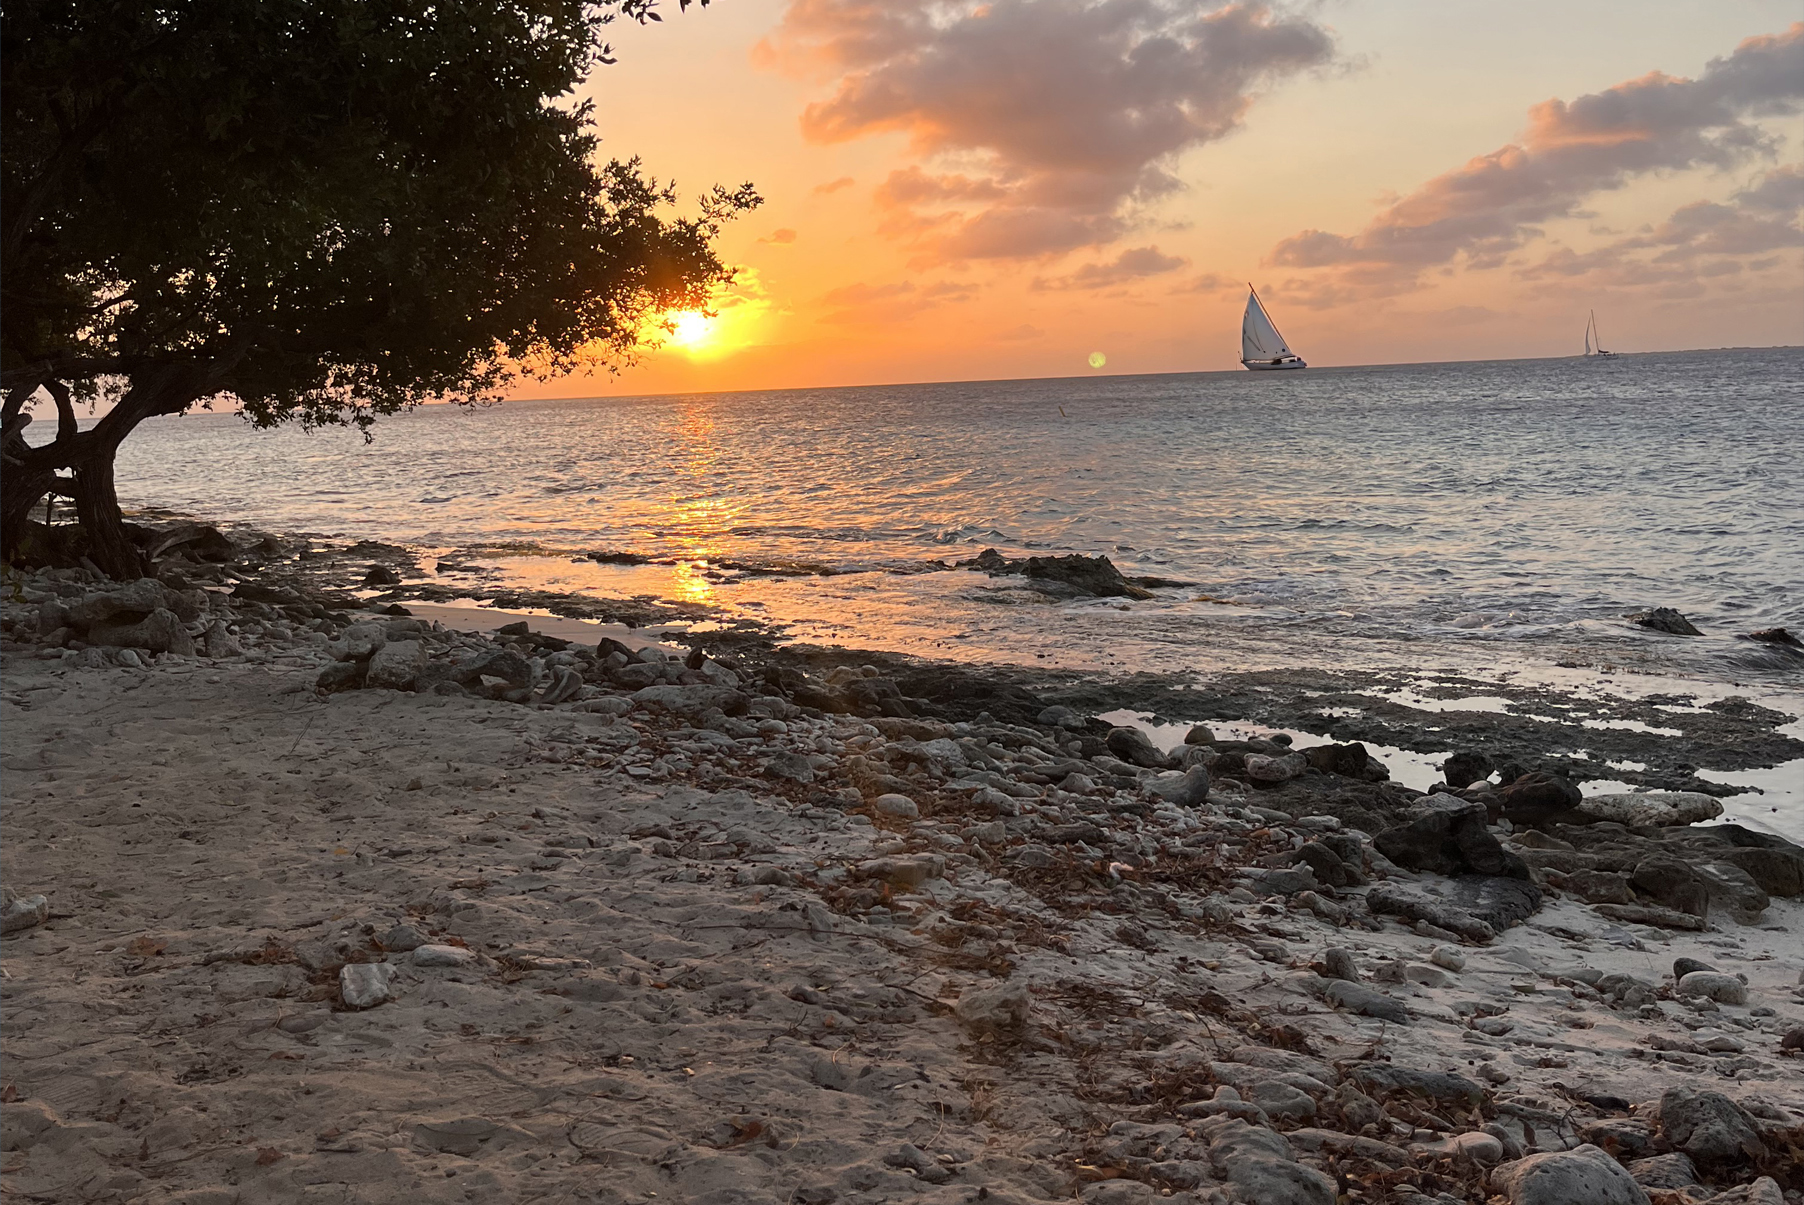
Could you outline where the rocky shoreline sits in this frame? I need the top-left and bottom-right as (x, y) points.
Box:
(3, 523), (1803, 1204)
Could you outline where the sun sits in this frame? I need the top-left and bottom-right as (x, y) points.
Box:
(667, 310), (715, 352)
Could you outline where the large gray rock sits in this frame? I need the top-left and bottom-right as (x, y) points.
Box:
(1496, 772), (1585, 827)
(1625, 1152), (1697, 1190)
(1198, 1117), (1335, 1205)
(1490, 1143), (1649, 1205)
(1366, 885), (1497, 942)
(68, 578), (173, 629)
(365, 639), (425, 690)
(1575, 791), (1721, 827)
(332, 621), (388, 661)
(1147, 765), (1212, 807)
(1657, 1087), (1763, 1163)
(630, 683), (749, 719)
(1630, 853), (1710, 917)
(1105, 726), (1168, 769)
(1691, 862), (1770, 921)
(1349, 1065), (1485, 1109)
(339, 962), (396, 1009)
(1675, 971), (1748, 1005)
(954, 981), (1031, 1037)
(1374, 794), (1528, 879)
(1306, 976), (1410, 1024)
(86, 607), (195, 656)
(452, 647), (532, 688)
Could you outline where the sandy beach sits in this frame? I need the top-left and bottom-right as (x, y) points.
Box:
(4, 539), (1803, 1205)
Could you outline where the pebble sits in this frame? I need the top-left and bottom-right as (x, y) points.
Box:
(1, 894), (50, 934)
(1429, 945), (1466, 972)
(413, 944), (478, 967)
(340, 962), (397, 1008)
(873, 793), (920, 819)
(1318, 947), (1359, 982)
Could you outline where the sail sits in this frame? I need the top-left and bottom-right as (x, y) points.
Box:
(1242, 289), (1292, 361)
(1584, 313), (1593, 355)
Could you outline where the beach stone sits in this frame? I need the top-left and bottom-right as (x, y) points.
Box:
(1444, 1131), (1505, 1164)
(1334, 1085), (1385, 1131)
(1310, 977), (1409, 1024)
(1105, 726), (1168, 769)
(87, 606), (195, 656)
(413, 944), (477, 967)
(1578, 1118), (1653, 1158)
(1708, 1178), (1784, 1205)
(1245, 751), (1308, 783)
(1430, 945), (1465, 972)
(1080, 1181), (1152, 1205)
(68, 578), (172, 628)
(1303, 741), (1373, 778)
(1250, 1081), (1315, 1121)
(1350, 1065), (1484, 1109)
(1292, 840), (1356, 887)
(454, 648), (531, 688)
(1453, 875), (1542, 930)
(333, 621), (388, 660)
(1317, 947), (1359, 982)
(315, 660), (366, 693)
(1675, 971), (1747, 1005)
(365, 638), (425, 690)
(1037, 705), (1086, 730)
(1692, 861), (1770, 920)
(764, 750), (816, 783)
(1625, 1152), (1697, 1190)
(855, 855), (945, 888)
(1711, 845), (1804, 897)
(1496, 772), (1585, 827)
(1250, 866), (1318, 896)
(1198, 1117), (1335, 1205)
(1442, 751), (1494, 789)
(381, 923), (429, 952)
(1564, 869), (1636, 904)
(1627, 607), (1701, 636)
(1657, 1087), (1762, 1163)
(1, 894), (50, 934)
(1743, 626), (1802, 646)
(631, 683), (748, 719)
(1671, 957), (1716, 979)
(1184, 724), (1217, 746)
(1592, 902), (1706, 931)
(954, 981), (1031, 1037)
(339, 962), (396, 1009)
(1147, 765), (1212, 807)
(1490, 1143), (1650, 1205)
(1374, 794), (1528, 879)
(873, 793), (919, 819)
(1576, 791), (1721, 827)
(201, 619), (242, 658)
(1367, 885), (1497, 943)
(1630, 854), (1709, 916)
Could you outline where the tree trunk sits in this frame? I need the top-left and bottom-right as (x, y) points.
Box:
(68, 439), (143, 580)
(1, 457), (58, 562)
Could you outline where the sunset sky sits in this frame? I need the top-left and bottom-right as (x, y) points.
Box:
(540, 1), (1804, 396)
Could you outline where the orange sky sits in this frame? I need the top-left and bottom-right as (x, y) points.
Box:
(530, 1), (1804, 396)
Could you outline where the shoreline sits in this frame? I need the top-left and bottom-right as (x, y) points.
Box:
(4, 521), (1804, 1203)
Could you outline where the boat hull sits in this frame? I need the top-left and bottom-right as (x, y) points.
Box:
(1242, 358), (1307, 371)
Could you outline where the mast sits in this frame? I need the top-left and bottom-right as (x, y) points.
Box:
(1585, 312), (1593, 356)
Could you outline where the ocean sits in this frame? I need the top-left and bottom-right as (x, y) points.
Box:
(118, 347), (1804, 691)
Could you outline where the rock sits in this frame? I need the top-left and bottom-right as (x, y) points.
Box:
(1741, 627), (1802, 647)
(1691, 861), (1770, 921)
(1309, 977), (1410, 1024)
(1373, 794), (1529, 879)
(1709, 1179), (1785, 1205)
(886, 1142), (954, 1185)
(1452, 875), (1543, 930)
(873, 793), (920, 819)
(1675, 971), (1747, 1005)
(1184, 724), (1217, 746)
(87, 606), (195, 656)
(764, 751), (816, 783)
(1105, 726), (1168, 769)
(1630, 854), (1709, 916)
(535, 666), (583, 705)
(1490, 1143), (1650, 1205)
(1430, 945), (1465, 972)
(1712, 845), (1804, 897)
(339, 962), (396, 1009)
(316, 660), (366, 693)
(954, 981), (1031, 1037)
(1317, 947), (1359, 982)
(1578, 1118), (1654, 1158)
(1443, 1131), (1505, 1164)
(200, 619), (243, 658)
(1624, 1152), (1697, 1190)
(1442, 751), (1494, 789)
(1656, 1087), (1762, 1163)
(1564, 869), (1636, 904)
(1577, 791), (1722, 827)
(1245, 751), (1308, 783)
(1037, 705), (1086, 730)
(1147, 765), (1212, 807)
(631, 683), (748, 719)
(1367, 886), (1496, 942)
(1, 894), (50, 934)
(362, 564), (400, 586)
(1591, 902), (1707, 930)
(364, 639), (425, 690)
(381, 923), (429, 952)
(1671, 957), (1716, 978)
(855, 855), (945, 888)
(1250, 1081), (1316, 1120)
(148, 521), (237, 563)
(413, 944), (478, 967)
(67, 578), (173, 628)
(1350, 1065), (1484, 1108)
(1292, 841), (1358, 887)
(333, 621), (389, 661)
(452, 648), (531, 688)
(1627, 607), (1701, 636)
(1303, 741), (1375, 778)
(1200, 1117), (1336, 1205)
(1250, 866), (1319, 896)
(957, 548), (1156, 599)
(1496, 772), (1585, 827)
(1080, 1181), (1152, 1205)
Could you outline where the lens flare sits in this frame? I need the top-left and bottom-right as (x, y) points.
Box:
(1088, 351), (1107, 368)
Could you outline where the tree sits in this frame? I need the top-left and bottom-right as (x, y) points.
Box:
(2, 0), (757, 576)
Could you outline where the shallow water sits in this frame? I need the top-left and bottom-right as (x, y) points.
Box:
(116, 347), (1803, 691)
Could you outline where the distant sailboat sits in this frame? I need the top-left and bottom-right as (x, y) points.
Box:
(1241, 286), (1306, 370)
(1583, 310), (1617, 358)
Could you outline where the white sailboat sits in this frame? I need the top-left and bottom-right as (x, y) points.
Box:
(1583, 310), (1617, 357)
(1241, 285), (1306, 370)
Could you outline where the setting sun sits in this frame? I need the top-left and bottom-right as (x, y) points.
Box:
(667, 310), (715, 352)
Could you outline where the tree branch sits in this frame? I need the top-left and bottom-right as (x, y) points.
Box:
(44, 379), (78, 442)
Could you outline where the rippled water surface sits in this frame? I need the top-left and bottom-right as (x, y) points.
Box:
(119, 348), (1804, 686)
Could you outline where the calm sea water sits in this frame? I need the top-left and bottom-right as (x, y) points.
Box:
(118, 349), (1803, 691)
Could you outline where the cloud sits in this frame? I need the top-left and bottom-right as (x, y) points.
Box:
(760, 228), (799, 244)
(758, 0), (1336, 264)
(816, 278), (977, 323)
(1176, 271), (1240, 293)
(1031, 245), (1189, 290)
(1270, 24), (1804, 295)
(995, 323), (1045, 342)
(813, 176), (856, 195)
